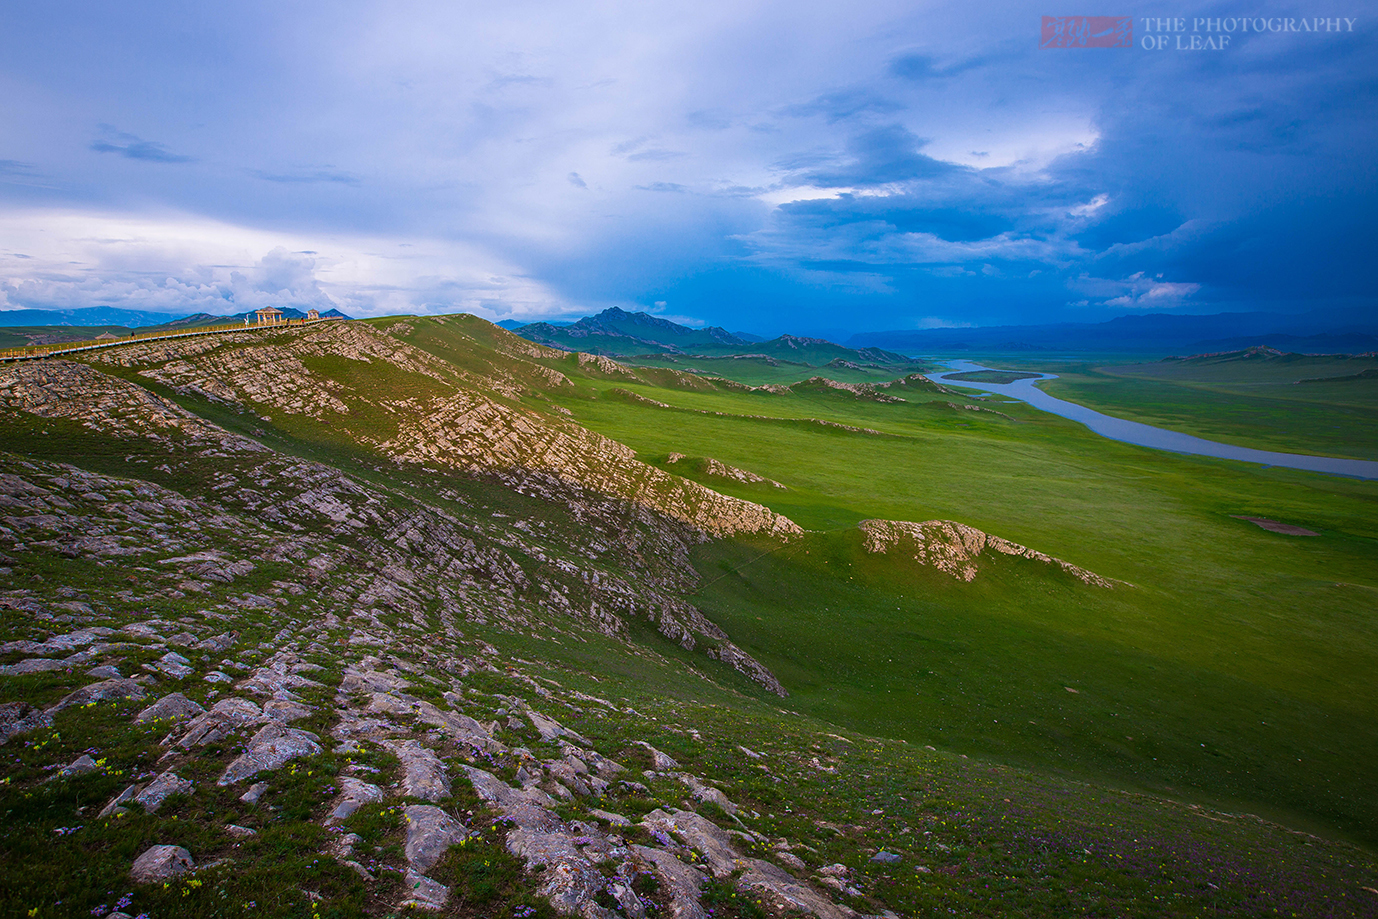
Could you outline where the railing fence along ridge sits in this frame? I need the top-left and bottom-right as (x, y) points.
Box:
(0, 317), (336, 363)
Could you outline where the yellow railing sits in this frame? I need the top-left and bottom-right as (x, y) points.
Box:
(0, 317), (334, 363)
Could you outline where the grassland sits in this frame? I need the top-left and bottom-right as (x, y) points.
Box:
(494, 335), (1378, 846)
(3, 316), (1375, 918)
(989, 351), (1378, 460)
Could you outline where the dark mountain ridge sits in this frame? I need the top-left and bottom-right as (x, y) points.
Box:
(850, 307), (1378, 355)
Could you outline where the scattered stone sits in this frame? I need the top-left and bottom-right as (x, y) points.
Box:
(328, 777), (385, 823)
(99, 783), (140, 817)
(135, 692), (205, 724)
(218, 722), (323, 785)
(145, 651), (194, 679)
(130, 845), (195, 883)
(869, 851), (901, 865)
(57, 754), (100, 778)
(47, 678), (146, 714)
(240, 782), (269, 805)
(776, 851), (807, 871)
(204, 671), (232, 684)
(635, 742), (679, 770)
(400, 868), (450, 911)
(384, 739), (450, 802)
(225, 824), (257, 838)
(87, 665), (123, 679)
(404, 804), (466, 873)
(0, 657), (67, 675)
(134, 770), (193, 813)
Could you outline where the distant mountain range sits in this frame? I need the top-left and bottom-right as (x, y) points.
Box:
(848, 308), (1378, 356)
(0, 306), (352, 334)
(511, 307), (909, 365)
(0, 307), (201, 329)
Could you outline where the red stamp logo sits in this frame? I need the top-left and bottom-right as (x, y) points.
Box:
(1041, 16), (1133, 47)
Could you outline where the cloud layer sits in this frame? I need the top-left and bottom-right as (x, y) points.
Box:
(0, 0), (1372, 333)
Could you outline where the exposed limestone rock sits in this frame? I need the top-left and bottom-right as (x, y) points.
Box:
(58, 754), (100, 778)
(384, 739), (450, 801)
(0, 701), (51, 744)
(629, 845), (709, 919)
(174, 697), (263, 748)
(0, 658), (67, 675)
(328, 777), (386, 823)
(48, 678), (146, 714)
(858, 519), (1115, 587)
(635, 742), (679, 771)
(130, 845), (195, 883)
(218, 722), (322, 785)
(739, 859), (858, 919)
(526, 708), (588, 744)
(99, 783), (140, 817)
(134, 770), (193, 813)
(403, 804), (467, 872)
(401, 869), (450, 911)
(136, 692), (206, 724)
(673, 773), (738, 816)
(145, 651), (194, 679)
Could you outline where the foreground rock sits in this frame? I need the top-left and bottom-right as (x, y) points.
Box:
(130, 845), (195, 883)
(218, 722), (322, 785)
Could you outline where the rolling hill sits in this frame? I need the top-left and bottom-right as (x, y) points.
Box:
(0, 314), (1374, 918)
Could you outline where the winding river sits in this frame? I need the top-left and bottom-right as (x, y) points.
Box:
(926, 360), (1378, 480)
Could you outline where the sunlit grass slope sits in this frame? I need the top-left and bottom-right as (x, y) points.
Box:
(103, 313), (1378, 845)
(999, 351), (1378, 460)
(381, 318), (1378, 846)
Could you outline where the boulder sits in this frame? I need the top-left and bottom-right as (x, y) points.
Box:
(47, 678), (146, 715)
(0, 702), (51, 745)
(383, 739), (450, 802)
(135, 693), (205, 724)
(134, 771), (193, 813)
(130, 845), (194, 883)
(217, 722), (322, 785)
(400, 868), (450, 911)
(404, 804), (466, 873)
(58, 754), (100, 778)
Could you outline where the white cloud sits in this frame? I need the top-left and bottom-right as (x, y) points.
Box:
(0, 209), (570, 320)
(1070, 272), (1201, 309)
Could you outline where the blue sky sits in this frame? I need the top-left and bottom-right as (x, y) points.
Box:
(0, 1), (1373, 335)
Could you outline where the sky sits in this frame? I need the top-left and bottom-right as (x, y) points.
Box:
(0, 1), (1374, 336)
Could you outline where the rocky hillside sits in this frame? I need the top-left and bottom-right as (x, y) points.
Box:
(1, 317), (1374, 919)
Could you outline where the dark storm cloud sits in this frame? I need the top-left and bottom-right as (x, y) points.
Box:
(0, 1), (1371, 330)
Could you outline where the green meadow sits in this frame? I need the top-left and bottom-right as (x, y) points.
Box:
(988, 351), (1378, 460)
(52, 315), (1378, 850)
(460, 332), (1378, 846)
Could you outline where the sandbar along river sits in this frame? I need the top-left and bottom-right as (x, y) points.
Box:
(925, 360), (1378, 480)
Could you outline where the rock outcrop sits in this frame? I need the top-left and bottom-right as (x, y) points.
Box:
(859, 519), (1114, 586)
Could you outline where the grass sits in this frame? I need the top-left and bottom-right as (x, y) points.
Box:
(988, 353), (1378, 460)
(3, 315), (1377, 916)
(500, 338), (1378, 845)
